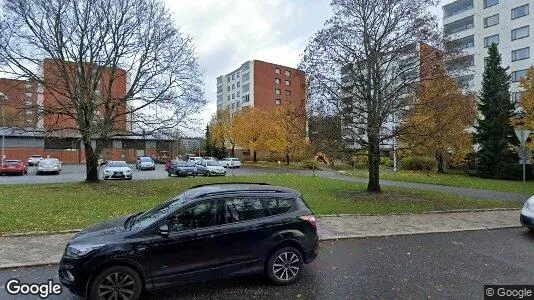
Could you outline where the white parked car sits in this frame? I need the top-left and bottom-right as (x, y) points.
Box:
(195, 160), (226, 176)
(102, 161), (133, 180)
(221, 157), (241, 168)
(27, 155), (44, 166)
(521, 195), (534, 231)
(36, 158), (62, 175)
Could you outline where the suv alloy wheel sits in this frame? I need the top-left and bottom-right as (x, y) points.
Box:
(89, 266), (142, 300)
(266, 247), (303, 285)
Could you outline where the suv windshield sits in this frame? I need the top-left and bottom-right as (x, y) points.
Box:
(131, 196), (188, 228)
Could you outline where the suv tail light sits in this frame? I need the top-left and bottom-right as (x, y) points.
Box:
(299, 215), (316, 229)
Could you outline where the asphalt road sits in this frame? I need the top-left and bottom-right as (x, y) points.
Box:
(0, 164), (276, 185)
(1, 228), (533, 299)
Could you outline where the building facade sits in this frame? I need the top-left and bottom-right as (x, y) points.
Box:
(216, 60), (306, 113)
(443, 0), (533, 100)
(0, 78), (42, 128)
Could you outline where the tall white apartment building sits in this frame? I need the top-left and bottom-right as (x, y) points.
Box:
(442, 0), (533, 101)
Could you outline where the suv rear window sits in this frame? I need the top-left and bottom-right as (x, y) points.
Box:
(265, 198), (294, 215)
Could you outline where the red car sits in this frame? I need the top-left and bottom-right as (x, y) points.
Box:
(0, 160), (28, 176)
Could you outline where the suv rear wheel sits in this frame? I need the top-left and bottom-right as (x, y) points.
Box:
(89, 266), (142, 300)
(266, 247), (303, 285)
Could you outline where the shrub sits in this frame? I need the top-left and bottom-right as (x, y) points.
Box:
(300, 159), (319, 170)
(380, 157), (393, 167)
(401, 156), (435, 171)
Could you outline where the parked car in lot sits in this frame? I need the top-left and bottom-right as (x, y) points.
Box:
(195, 160), (226, 176)
(58, 183), (318, 299)
(136, 156), (156, 170)
(167, 161), (197, 177)
(0, 160), (28, 175)
(188, 156), (203, 165)
(221, 157), (241, 168)
(27, 155), (44, 166)
(36, 158), (62, 175)
(520, 195), (534, 231)
(102, 161), (133, 180)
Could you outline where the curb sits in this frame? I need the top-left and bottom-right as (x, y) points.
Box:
(0, 224), (524, 270)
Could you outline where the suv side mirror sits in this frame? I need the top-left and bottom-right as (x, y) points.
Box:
(158, 224), (169, 238)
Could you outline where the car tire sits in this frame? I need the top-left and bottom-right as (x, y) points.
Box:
(266, 247), (303, 285)
(168, 172), (172, 177)
(88, 266), (142, 300)
(127, 177), (132, 180)
(36, 171), (40, 175)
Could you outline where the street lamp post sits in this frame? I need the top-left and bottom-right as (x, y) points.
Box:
(0, 92), (7, 168)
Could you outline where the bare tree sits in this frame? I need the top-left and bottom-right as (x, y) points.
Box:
(0, 0), (204, 182)
(300, 0), (440, 192)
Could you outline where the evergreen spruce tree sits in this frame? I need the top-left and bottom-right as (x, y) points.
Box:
(474, 44), (518, 179)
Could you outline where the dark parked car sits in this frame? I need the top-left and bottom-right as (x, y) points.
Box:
(167, 161), (197, 177)
(58, 183), (318, 299)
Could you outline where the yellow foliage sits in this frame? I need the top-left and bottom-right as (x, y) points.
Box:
(520, 67), (534, 147)
(401, 73), (477, 168)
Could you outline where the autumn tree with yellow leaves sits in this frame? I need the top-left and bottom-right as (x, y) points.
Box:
(210, 109), (237, 156)
(519, 67), (534, 147)
(401, 73), (477, 173)
(266, 106), (308, 164)
(233, 107), (271, 162)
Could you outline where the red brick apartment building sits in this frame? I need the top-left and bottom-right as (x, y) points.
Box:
(0, 59), (175, 163)
(216, 60), (306, 113)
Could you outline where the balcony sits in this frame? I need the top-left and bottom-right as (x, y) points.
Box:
(443, 0), (474, 19)
(444, 16), (474, 36)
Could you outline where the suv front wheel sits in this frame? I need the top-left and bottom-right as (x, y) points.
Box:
(266, 247), (303, 285)
(89, 266), (142, 300)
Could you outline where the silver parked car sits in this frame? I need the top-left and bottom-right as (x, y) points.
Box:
(221, 157), (242, 168)
(102, 161), (133, 180)
(36, 158), (62, 175)
(27, 155), (44, 166)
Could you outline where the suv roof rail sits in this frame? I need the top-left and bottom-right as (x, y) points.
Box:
(191, 182), (271, 189)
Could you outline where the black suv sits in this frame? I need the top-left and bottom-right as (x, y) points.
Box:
(59, 183), (318, 299)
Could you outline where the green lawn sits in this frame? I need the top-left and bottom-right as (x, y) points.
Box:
(0, 174), (520, 234)
(345, 169), (534, 194)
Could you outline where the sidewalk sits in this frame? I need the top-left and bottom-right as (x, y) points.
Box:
(0, 209), (522, 269)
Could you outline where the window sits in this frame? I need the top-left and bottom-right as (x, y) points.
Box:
(285, 80), (290, 86)
(236, 100), (240, 107)
(275, 99), (282, 105)
(275, 68), (280, 74)
(227, 76), (230, 82)
(484, 14), (499, 28)
(231, 103), (235, 109)
(232, 74), (235, 80)
(285, 70), (290, 76)
(168, 200), (219, 232)
(237, 91), (240, 97)
(266, 198), (294, 215)
(242, 83), (249, 92)
(242, 94), (250, 102)
(224, 197), (266, 223)
(512, 26), (529, 41)
(512, 92), (522, 103)
(232, 84), (235, 90)
(217, 85), (222, 92)
(227, 86), (230, 91)
(511, 69), (528, 82)
(512, 4), (529, 20)
(237, 81), (240, 87)
(484, 34), (499, 47)
(512, 47), (530, 62)
(227, 95), (230, 101)
(232, 93), (235, 99)
(483, 0), (498, 9)
(242, 73), (250, 81)
(275, 88), (281, 95)
(285, 90), (292, 96)
(275, 78), (280, 84)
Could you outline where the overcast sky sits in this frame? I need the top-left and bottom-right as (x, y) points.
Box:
(167, 0), (444, 137)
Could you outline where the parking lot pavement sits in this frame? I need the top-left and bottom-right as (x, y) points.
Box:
(0, 164), (283, 185)
(1, 228), (533, 299)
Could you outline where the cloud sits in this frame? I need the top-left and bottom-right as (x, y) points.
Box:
(166, 0), (333, 137)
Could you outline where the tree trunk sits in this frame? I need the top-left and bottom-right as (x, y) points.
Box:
(285, 153), (290, 165)
(84, 141), (99, 182)
(367, 132), (381, 192)
(253, 150), (257, 163)
(436, 150), (445, 173)
(231, 144), (235, 157)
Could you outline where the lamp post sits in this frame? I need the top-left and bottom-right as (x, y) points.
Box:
(0, 92), (7, 168)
